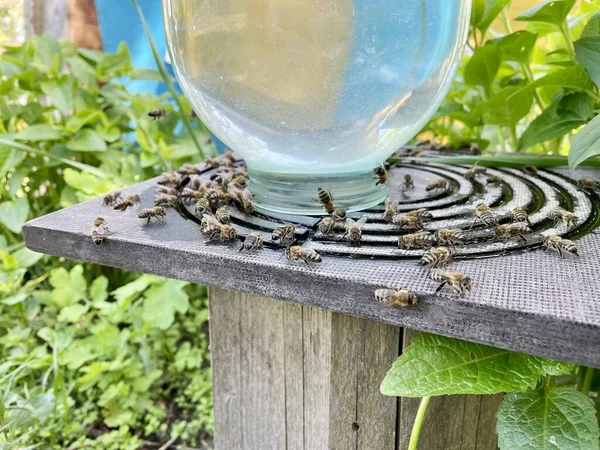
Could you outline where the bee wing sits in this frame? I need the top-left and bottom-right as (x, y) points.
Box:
(356, 217), (368, 229)
(345, 218), (356, 227)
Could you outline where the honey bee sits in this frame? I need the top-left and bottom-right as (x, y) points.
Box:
(138, 206), (167, 224)
(510, 207), (529, 224)
(495, 223), (530, 242)
(221, 151), (237, 165)
(419, 246), (452, 268)
(215, 206), (230, 224)
(576, 178), (600, 193)
(373, 164), (387, 186)
(156, 186), (178, 196)
(402, 174), (414, 191)
(435, 228), (465, 249)
(429, 269), (472, 296)
(90, 217), (110, 244)
(177, 163), (201, 176)
(203, 157), (221, 169)
(189, 177), (212, 192)
(239, 232), (264, 252)
(471, 203), (497, 228)
(148, 109), (166, 120)
(344, 217), (368, 246)
(194, 198), (211, 215)
(272, 224), (296, 246)
(178, 188), (205, 203)
(409, 208), (433, 223)
(213, 171), (234, 186)
(114, 194), (141, 212)
(374, 287), (418, 307)
(154, 193), (178, 208)
(317, 188), (335, 214)
(397, 231), (436, 250)
(206, 188), (233, 204)
(383, 198), (397, 222)
(425, 179), (448, 194)
(238, 189), (255, 214)
(332, 207), (347, 221)
(157, 171), (179, 186)
(392, 212), (423, 231)
(543, 235), (579, 258)
(316, 217), (335, 235)
(201, 215), (237, 243)
(547, 207), (579, 227)
(464, 165), (487, 180)
(523, 165), (538, 177)
(486, 175), (502, 186)
(285, 244), (322, 267)
(103, 191), (121, 206)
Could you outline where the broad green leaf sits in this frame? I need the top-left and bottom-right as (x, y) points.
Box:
(130, 68), (163, 81)
(2, 292), (28, 305)
(20, 392), (56, 424)
(0, 249), (17, 270)
(8, 167), (28, 194)
(40, 76), (73, 115)
(519, 65), (596, 94)
(574, 36), (600, 87)
(475, 0), (511, 34)
(12, 247), (43, 268)
(380, 334), (565, 397)
(464, 44), (502, 94)
(31, 33), (62, 73)
(62, 168), (114, 196)
(66, 129), (107, 152)
(0, 197), (29, 233)
(96, 42), (132, 76)
(471, 0), (486, 30)
(0, 145), (25, 179)
(58, 303), (89, 323)
(494, 31), (538, 63)
(49, 265), (87, 307)
(78, 48), (104, 63)
(142, 280), (189, 330)
(483, 86), (533, 129)
(14, 124), (62, 142)
(516, 0), (577, 28)
(497, 387), (599, 450)
(90, 276), (109, 304)
(581, 12), (600, 38)
(65, 109), (103, 134)
(111, 274), (158, 306)
(569, 113), (600, 168)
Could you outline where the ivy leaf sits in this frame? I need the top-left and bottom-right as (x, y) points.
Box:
(581, 12), (600, 38)
(494, 31), (538, 63)
(142, 280), (189, 330)
(574, 36), (600, 88)
(464, 44), (502, 95)
(66, 129), (107, 152)
(569, 113), (600, 169)
(0, 197), (30, 233)
(380, 334), (560, 397)
(40, 76), (73, 116)
(475, 0), (511, 34)
(483, 86), (533, 129)
(515, 0), (577, 28)
(14, 124), (62, 142)
(497, 387), (599, 450)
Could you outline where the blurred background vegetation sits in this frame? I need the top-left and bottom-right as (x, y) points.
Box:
(0, 0), (599, 449)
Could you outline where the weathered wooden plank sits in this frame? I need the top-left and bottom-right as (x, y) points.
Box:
(25, 0), (69, 38)
(283, 302), (305, 450)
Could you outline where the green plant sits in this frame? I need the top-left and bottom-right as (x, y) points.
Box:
(420, 0), (600, 168)
(0, 34), (214, 449)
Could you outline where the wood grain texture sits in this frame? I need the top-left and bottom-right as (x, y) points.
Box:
(396, 329), (502, 450)
(209, 288), (398, 450)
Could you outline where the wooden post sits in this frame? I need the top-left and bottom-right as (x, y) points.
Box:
(209, 288), (501, 450)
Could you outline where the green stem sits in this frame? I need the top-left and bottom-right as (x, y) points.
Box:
(509, 126), (519, 151)
(521, 63), (547, 110)
(543, 375), (553, 392)
(560, 21), (576, 58)
(408, 396), (431, 450)
(580, 367), (594, 395)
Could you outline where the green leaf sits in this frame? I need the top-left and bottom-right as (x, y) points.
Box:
(569, 113), (600, 168)
(65, 109), (103, 134)
(40, 76), (73, 115)
(0, 145), (25, 179)
(12, 247), (43, 268)
(0, 197), (29, 233)
(130, 68), (163, 81)
(497, 387), (599, 450)
(49, 265), (87, 307)
(574, 36), (600, 88)
(519, 65), (596, 94)
(475, 0), (511, 34)
(14, 124), (62, 142)
(31, 33), (62, 73)
(66, 129), (107, 152)
(142, 280), (189, 330)
(464, 44), (502, 94)
(581, 12), (600, 38)
(515, 0), (577, 28)
(96, 42), (132, 76)
(90, 276), (109, 303)
(2, 292), (28, 305)
(494, 31), (538, 63)
(58, 303), (89, 323)
(380, 334), (562, 397)
(483, 86), (533, 129)
(111, 274), (158, 306)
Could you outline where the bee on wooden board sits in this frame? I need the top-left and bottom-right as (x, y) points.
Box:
(374, 286), (418, 307)
(189, 176), (212, 192)
(114, 194), (141, 212)
(178, 188), (205, 203)
(523, 165), (538, 177)
(510, 207), (529, 224)
(139, 206), (166, 224)
(215, 206), (230, 224)
(272, 224), (296, 246)
(429, 269), (472, 296)
(470, 203), (497, 229)
(419, 246), (452, 268)
(285, 244), (322, 267)
(548, 207), (579, 227)
(206, 188), (233, 204)
(383, 198), (397, 223)
(409, 208), (433, 223)
(102, 191), (121, 207)
(201, 215), (237, 243)
(316, 217), (335, 235)
(425, 178), (448, 194)
(148, 109), (166, 120)
(543, 235), (579, 258)
(157, 171), (179, 186)
(156, 186), (178, 196)
(464, 165), (487, 181)
(402, 174), (414, 191)
(90, 217), (111, 245)
(577, 178), (600, 193)
(495, 223), (530, 242)
(177, 163), (201, 176)
(435, 228), (465, 249)
(392, 212), (423, 231)
(344, 217), (368, 246)
(317, 188), (335, 214)
(239, 232), (264, 252)
(397, 231), (436, 250)
(373, 164), (387, 186)
(194, 198), (211, 215)
(154, 193), (178, 208)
